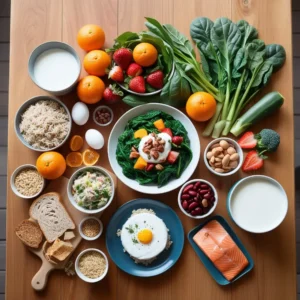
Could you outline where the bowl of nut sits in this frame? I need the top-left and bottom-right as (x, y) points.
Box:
(93, 105), (114, 127)
(178, 179), (218, 219)
(204, 138), (243, 176)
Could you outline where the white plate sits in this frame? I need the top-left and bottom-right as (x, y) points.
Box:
(108, 103), (201, 194)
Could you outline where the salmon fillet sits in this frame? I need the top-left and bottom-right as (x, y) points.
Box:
(193, 220), (248, 281)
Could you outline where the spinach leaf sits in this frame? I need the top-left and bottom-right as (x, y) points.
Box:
(265, 44), (286, 72)
(236, 20), (258, 46)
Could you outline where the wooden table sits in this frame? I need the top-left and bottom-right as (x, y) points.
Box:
(6, 0), (296, 299)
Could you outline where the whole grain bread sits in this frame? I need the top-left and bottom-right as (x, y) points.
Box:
(29, 192), (75, 243)
(15, 219), (43, 248)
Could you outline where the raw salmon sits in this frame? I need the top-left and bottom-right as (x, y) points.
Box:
(193, 220), (248, 281)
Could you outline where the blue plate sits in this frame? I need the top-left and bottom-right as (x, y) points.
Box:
(187, 215), (254, 285)
(106, 198), (184, 277)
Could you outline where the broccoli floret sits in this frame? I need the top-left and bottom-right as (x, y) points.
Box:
(255, 129), (280, 152)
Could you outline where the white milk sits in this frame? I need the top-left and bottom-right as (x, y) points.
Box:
(33, 48), (79, 91)
(230, 177), (287, 233)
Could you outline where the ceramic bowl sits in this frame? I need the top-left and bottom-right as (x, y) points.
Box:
(108, 103), (201, 194)
(14, 95), (72, 152)
(10, 164), (46, 199)
(79, 216), (103, 241)
(67, 166), (115, 214)
(178, 179), (218, 219)
(75, 248), (109, 283)
(93, 105), (114, 127)
(204, 137), (243, 176)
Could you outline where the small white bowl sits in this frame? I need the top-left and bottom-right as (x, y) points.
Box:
(79, 217), (103, 241)
(204, 137), (243, 176)
(10, 164), (46, 199)
(75, 248), (109, 283)
(178, 179), (218, 219)
(93, 105), (114, 127)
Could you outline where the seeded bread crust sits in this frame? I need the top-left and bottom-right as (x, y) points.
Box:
(15, 219), (43, 248)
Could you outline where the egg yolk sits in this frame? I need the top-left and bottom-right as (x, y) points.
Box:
(137, 229), (153, 244)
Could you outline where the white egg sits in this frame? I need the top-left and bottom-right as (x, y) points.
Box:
(71, 102), (89, 125)
(85, 129), (104, 150)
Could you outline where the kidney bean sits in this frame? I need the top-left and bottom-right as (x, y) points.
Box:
(191, 210), (197, 216)
(203, 193), (210, 199)
(194, 181), (201, 189)
(200, 184), (209, 189)
(182, 200), (188, 209)
(187, 199), (193, 204)
(188, 201), (199, 211)
(188, 190), (197, 196)
(194, 207), (202, 215)
(199, 189), (209, 195)
(183, 184), (194, 194)
(181, 194), (190, 200)
(194, 197), (198, 202)
(211, 196), (215, 202)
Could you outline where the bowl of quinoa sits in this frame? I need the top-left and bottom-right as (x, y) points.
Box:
(75, 248), (109, 283)
(79, 217), (103, 241)
(10, 164), (45, 199)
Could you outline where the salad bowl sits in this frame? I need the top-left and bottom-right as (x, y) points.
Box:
(108, 103), (201, 194)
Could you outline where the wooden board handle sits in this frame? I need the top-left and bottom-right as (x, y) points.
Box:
(31, 261), (53, 291)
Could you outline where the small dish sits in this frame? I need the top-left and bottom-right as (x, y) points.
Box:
(93, 105), (114, 127)
(75, 248), (109, 283)
(204, 137), (243, 176)
(10, 164), (46, 199)
(79, 216), (103, 241)
(178, 179), (218, 219)
(187, 215), (254, 285)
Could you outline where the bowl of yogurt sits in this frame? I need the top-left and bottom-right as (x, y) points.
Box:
(227, 175), (288, 233)
(28, 41), (81, 95)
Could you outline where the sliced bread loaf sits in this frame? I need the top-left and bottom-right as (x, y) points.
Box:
(15, 219), (43, 248)
(29, 192), (75, 243)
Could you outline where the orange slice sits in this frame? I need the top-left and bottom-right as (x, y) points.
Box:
(70, 135), (84, 152)
(66, 152), (83, 167)
(83, 149), (100, 166)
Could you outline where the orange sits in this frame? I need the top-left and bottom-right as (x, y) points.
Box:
(133, 43), (158, 67)
(66, 152), (83, 167)
(70, 135), (84, 151)
(83, 50), (111, 77)
(36, 152), (66, 180)
(77, 24), (105, 52)
(77, 75), (105, 104)
(186, 92), (217, 122)
(82, 149), (100, 166)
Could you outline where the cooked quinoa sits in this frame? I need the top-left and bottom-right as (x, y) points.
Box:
(79, 251), (106, 279)
(81, 219), (101, 237)
(19, 100), (70, 150)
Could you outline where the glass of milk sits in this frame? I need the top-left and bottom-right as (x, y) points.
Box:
(28, 41), (81, 95)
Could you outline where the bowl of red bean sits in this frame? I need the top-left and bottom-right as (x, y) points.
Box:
(178, 179), (218, 219)
(93, 105), (114, 126)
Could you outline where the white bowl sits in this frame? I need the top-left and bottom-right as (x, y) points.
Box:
(93, 105), (114, 127)
(79, 217), (103, 241)
(178, 179), (218, 219)
(75, 248), (109, 283)
(204, 137), (243, 176)
(10, 164), (46, 199)
(67, 166), (115, 214)
(107, 103), (201, 194)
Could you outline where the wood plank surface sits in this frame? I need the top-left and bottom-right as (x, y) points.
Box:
(6, 0), (296, 299)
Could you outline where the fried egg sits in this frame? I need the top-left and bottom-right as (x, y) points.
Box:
(120, 212), (168, 260)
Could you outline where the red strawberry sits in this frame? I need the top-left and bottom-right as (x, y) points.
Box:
(172, 136), (183, 145)
(161, 128), (173, 137)
(129, 76), (145, 93)
(146, 70), (164, 89)
(167, 151), (179, 164)
(146, 163), (154, 172)
(113, 48), (132, 70)
(127, 63), (143, 77)
(108, 66), (124, 82)
(238, 131), (257, 149)
(103, 84), (124, 104)
(242, 150), (265, 172)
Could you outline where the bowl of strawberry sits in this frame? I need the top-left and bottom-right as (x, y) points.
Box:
(178, 179), (218, 219)
(108, 42), (173, 96)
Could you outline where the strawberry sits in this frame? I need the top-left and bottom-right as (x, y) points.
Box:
(108, 66), (124, 82)
(172, 136), (183, 145)
(146, 70), (164, 89)
(161, 128), (173, 138)
(146, 163), (154, 172)
(167, 151), (179, 164)
(103, 84), (124, 104)
(127, 63), (143, 77)
(113, 48), (132, 70)
(129, 76), (146, 93)
(242, 150), (266, 172)
(238, 131), (257, 149)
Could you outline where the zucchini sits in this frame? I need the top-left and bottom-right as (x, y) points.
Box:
(230, 91), (284, 136)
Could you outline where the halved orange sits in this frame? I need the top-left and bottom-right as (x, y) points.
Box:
(83, 149), (100, 166)
(70, 135), (84, 151)
(66, 152), (83, 167)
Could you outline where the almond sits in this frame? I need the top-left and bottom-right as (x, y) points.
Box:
(155, 164), (164, 170)
(130, 152), (140, 159)
(230, 153), (239, 161)
(227, 147), (236, 155)
(222, 154), (230, 167)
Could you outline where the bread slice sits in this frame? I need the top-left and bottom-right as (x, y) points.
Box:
(29, 192), (75, 243)
(15, 219), (43, 248)
(46, 238), (73, 261)
(64, 231), (75, 241)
